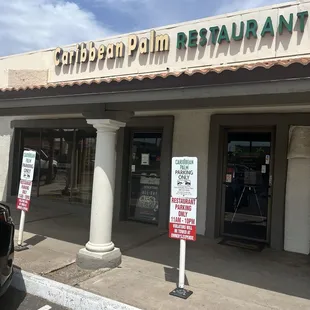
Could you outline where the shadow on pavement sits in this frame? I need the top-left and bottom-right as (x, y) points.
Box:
(164, 266), (189, 286)
(0, 287), (27, 310)
(125, 235), (310, 301)
(0, 266), (26, 310)
(24, 234), (47, 246)
(9, 197), (310, 303)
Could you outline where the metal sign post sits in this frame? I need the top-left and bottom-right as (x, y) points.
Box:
(178, 239), (186, 288)
(169, 157), (197, 299)
(17, 210), (26, 247)
(15, 150), (36, 252)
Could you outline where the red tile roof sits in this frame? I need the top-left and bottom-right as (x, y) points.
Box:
(1, 56), (310, 93)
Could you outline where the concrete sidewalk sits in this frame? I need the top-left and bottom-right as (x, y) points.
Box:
(9, 198), (310, 309)
(78, 236), (310, 310)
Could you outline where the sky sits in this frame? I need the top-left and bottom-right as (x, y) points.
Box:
(0, 0), (288, 57)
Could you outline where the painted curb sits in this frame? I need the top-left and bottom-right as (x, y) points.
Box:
(11, 268), (140, 310)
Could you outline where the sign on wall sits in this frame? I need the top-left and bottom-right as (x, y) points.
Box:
(50, 6), (310, 86)
(54, 11), (308, 67)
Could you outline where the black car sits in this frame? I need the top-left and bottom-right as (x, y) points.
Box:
(0, 203), (14, 297)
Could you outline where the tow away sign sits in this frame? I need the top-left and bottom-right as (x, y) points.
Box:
(169, 157), (198, 241)
(17, 180), (33, 212)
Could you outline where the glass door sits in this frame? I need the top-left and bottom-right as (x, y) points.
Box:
(127, 131), (162, 224)
(222, 131), (273, 242)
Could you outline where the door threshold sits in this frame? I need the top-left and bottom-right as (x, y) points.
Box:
(219, 236), (266, 252)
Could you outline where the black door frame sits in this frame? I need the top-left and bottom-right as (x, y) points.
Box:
(220, 127), (275, 243)
(126, 128), (163, 224)
(206, 114), (292, 251)
(114, 116), (174, 230)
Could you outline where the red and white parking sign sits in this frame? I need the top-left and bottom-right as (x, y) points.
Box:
(169, 197), (197, 241)
(169, 157), (198, 242)
(16, 150), (36, 212)
(17, 180), (33, 212)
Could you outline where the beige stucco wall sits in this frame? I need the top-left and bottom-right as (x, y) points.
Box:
(1, 1), (310, 88)
(285, 126), (310, 254)
(7, 70), (48, 88)
(172, 111), (210, 235)
(285, 157), (310, 254)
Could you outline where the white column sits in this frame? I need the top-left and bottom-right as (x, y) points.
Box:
(285, 126), (310, 254)
(77, 119), (125, 269)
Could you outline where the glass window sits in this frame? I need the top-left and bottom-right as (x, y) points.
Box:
(17, 127), (96, 206)
(70, 128), (96, 205)
(38, 129), (75, 203)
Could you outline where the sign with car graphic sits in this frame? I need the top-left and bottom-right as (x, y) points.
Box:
(20, 150), (36, 182)
(171, 157), (197, 198)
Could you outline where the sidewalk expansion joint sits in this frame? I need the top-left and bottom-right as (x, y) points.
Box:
(25, 212), (73, 224)
(122, 232), (167, 254)
(40, 260), (76, 276)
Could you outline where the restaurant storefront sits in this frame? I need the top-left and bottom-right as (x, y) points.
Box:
(1, 1), (310, 269)
(9, 116), (174, 231)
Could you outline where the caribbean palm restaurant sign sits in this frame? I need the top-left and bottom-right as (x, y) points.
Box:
(176, 11), (308, 48)
(54, 11), (308, 66)
(54, 30), (170, 66)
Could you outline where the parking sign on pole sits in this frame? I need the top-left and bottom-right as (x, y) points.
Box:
(169, 157), (197, 299)
(16, 150), (36, 251)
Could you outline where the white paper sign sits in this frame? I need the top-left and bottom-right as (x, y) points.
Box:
(171, 157), (198, 198)
(20, 150), (36, 181)
(141, 153), (150, 166)
(226, 174), (232, 183)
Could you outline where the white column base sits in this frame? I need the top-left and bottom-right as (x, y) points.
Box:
(77, 247), (122, 270)
(86, 241), (114, 253)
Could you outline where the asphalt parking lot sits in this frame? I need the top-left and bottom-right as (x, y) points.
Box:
(0, 287), (68, 310)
